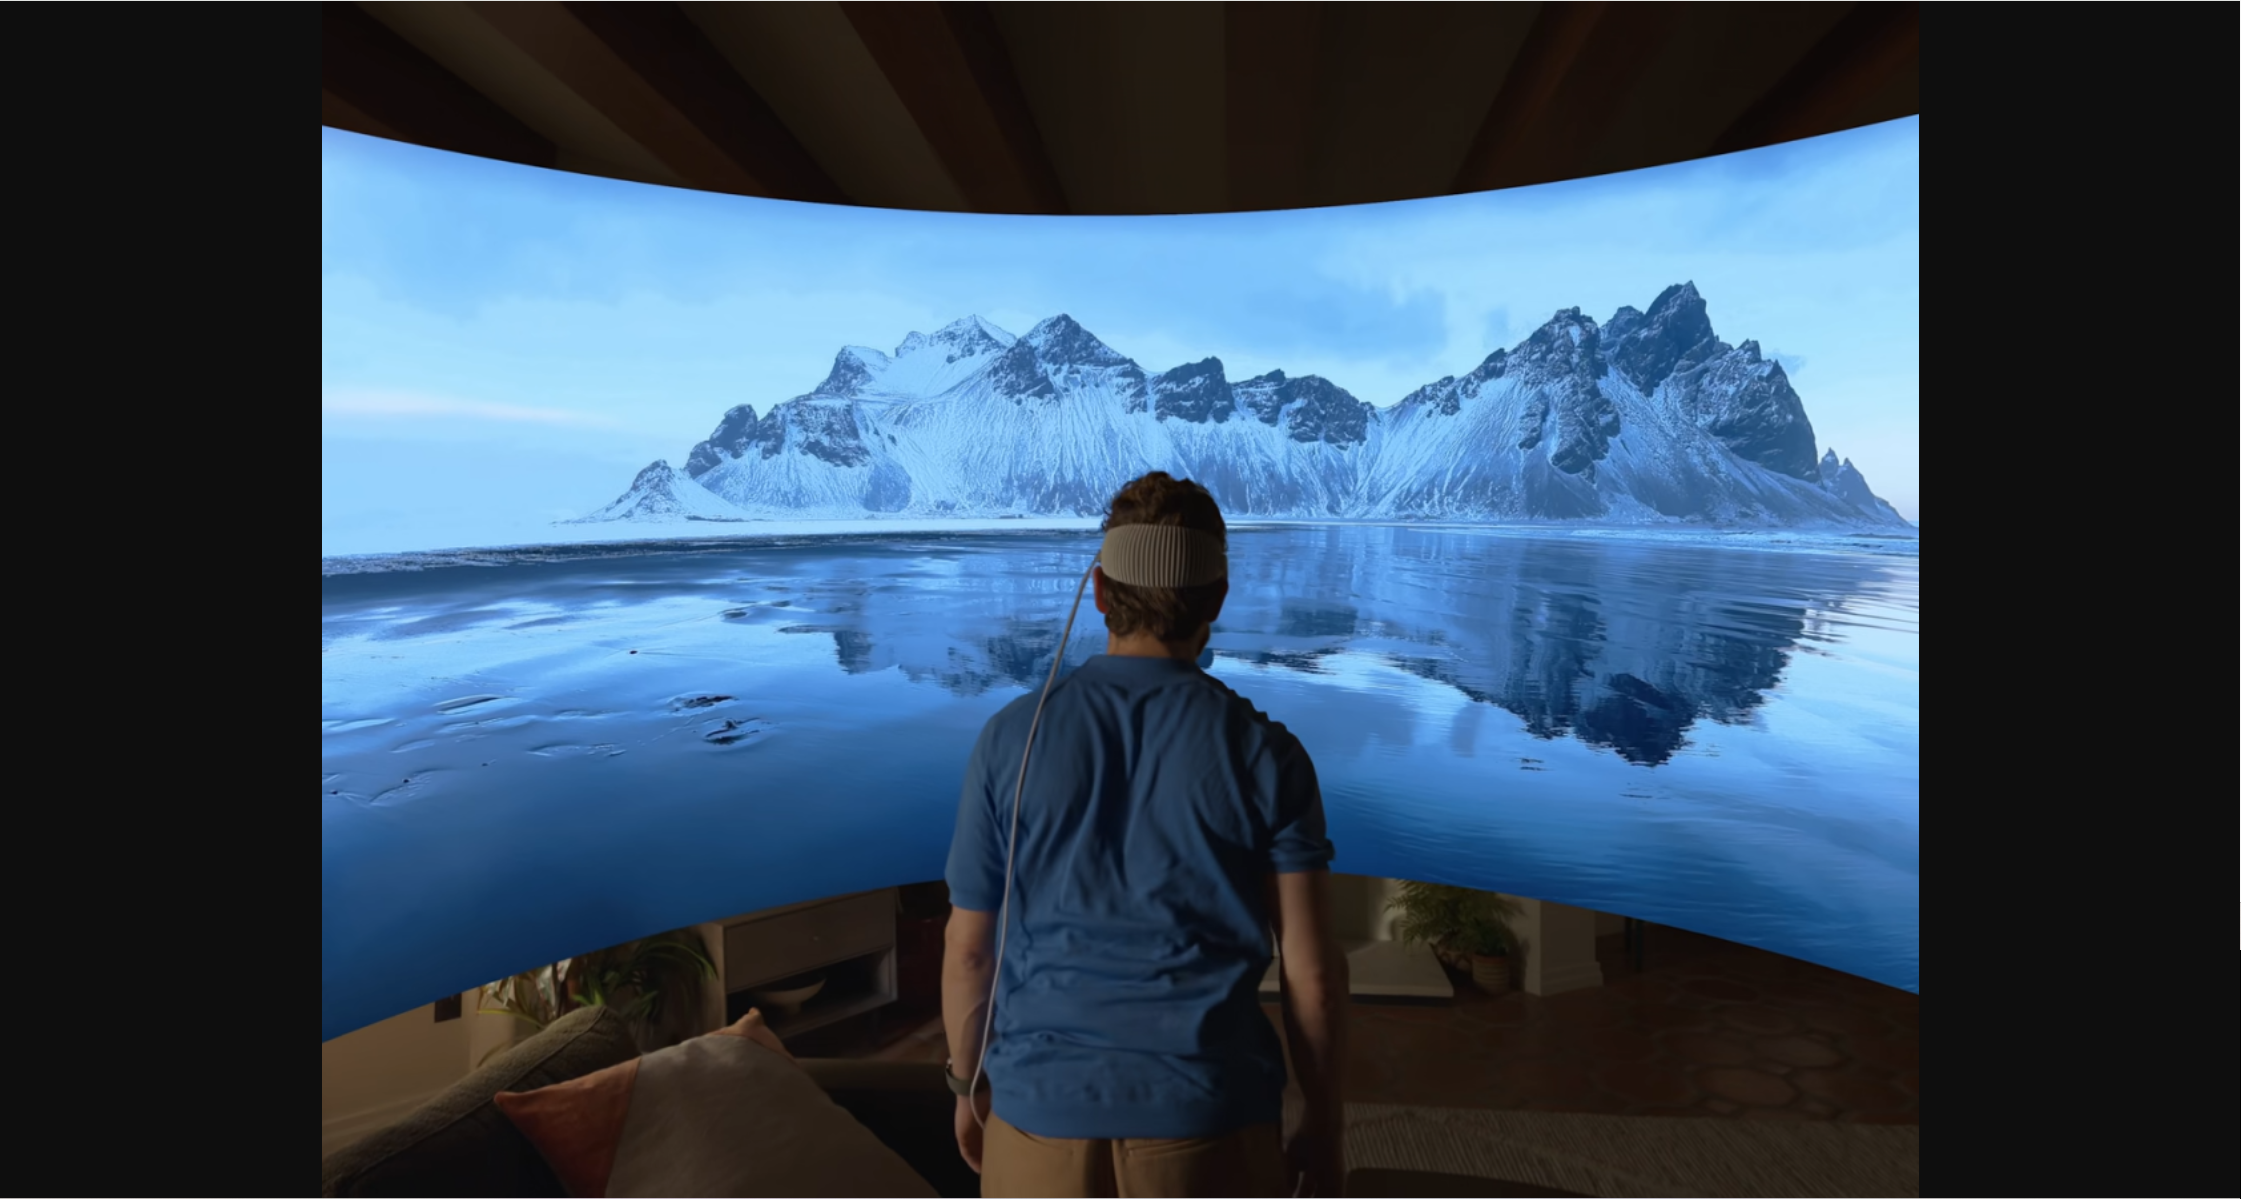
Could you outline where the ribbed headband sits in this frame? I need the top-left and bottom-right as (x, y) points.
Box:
(1098, 524), (1228, 588)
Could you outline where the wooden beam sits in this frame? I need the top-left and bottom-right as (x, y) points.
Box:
(561, 3), (848, 204)
(1451, 2), (1609, 194)
(838, 2), (1068, 215)
(321, 88), (399, 142)
(1712, 2), (1919, 155)
(321, 1), (555, 166)
(463, 2), (799, 198)
(1451, 2), (1690, 194)
(1224, 2), (1325, 212)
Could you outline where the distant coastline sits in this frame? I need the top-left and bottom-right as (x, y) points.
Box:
(322, 515), (1916, 576)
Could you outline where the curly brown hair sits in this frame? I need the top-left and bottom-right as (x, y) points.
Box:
(1099, 471), (1228, 641)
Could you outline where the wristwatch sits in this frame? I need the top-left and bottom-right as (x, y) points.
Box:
(944, 1058), (988, 1096)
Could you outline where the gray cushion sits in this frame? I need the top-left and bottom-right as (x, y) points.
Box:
(320, 1006), (641, 1197)
(597, 1032), (937, 1197)
(799, 1060), (980, 1199)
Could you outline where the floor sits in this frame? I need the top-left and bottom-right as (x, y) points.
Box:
(822, 927), (1918, 1125)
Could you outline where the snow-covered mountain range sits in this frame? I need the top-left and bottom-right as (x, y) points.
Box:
(586, 284), (1912, 528)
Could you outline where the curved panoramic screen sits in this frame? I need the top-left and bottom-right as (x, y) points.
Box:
(323, 119), (1920, 1041)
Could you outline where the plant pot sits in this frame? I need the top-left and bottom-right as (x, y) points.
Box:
(1468, 953), (1512, 996)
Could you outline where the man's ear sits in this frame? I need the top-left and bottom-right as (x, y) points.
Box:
(1206, 577), (1229, 623)
(1092, 565), (1110, 614)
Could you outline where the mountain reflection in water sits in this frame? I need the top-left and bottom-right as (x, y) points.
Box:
(748, 525), (1904, 770)
(321, 524), (1918, 1041)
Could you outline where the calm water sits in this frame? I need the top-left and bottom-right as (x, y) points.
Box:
(321, 524), (1919, 1040)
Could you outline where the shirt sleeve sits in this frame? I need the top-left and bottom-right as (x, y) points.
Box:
(945, 718), (1007, 911)
(1261, 726), (1335, 874)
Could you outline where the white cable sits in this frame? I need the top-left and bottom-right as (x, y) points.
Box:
(971, 559), (1097, 1130)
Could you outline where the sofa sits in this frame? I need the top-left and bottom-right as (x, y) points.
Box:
(319, 1006), (981, 1198)
(319, 1006), (1581, 1198)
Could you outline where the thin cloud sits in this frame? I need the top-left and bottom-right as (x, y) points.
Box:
(322, 389), (621, 428)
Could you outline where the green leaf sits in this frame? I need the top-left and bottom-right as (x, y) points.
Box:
(1386, 881), (1518, 956)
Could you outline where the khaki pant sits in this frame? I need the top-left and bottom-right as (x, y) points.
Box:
(982, 1113), (1292, 1198)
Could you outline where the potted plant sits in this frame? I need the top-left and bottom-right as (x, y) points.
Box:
(1386, 881), (1523, 996)
(477, 928), (716, 1063)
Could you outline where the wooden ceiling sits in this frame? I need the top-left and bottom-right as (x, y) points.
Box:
(321, 2), (1919, 215)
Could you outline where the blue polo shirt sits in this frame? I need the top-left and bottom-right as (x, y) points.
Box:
(945, 653), (1334, 1140)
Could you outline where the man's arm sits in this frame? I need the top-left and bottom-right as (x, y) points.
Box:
(944, 718), (1004, 1085)
(1269, 869), (1349, 1137)
(943, 905), (999, 1083)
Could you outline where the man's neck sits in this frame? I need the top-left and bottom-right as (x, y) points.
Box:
(1106, 632), (1200, 662)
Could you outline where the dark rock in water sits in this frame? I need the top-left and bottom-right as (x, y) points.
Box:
(702, 716), (768, 746)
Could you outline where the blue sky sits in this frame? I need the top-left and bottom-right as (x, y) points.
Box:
(323, 116), (1918, 537)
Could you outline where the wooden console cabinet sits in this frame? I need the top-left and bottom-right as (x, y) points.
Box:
(702, 888), (898, 1040)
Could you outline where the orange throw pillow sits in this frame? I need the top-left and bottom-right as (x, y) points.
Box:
(491, 1056), (640, 1197)
(494, 1008), (932, 1198)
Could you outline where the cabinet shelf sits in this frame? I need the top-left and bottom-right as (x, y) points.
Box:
(729, 963), (897, 1040)
(710, 888), (899, 1040)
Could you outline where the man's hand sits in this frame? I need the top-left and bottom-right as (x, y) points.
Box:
(954, 1088), (993, 1174)
(1284, 1124), (1344, 1197)
(943, 907), (999, 1174)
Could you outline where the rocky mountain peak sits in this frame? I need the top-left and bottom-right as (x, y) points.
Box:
(1606, 281), (1719, 394)
(1025, 314), (1129, 367)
